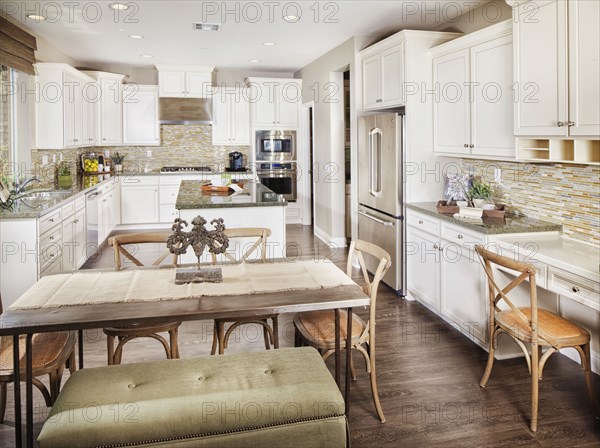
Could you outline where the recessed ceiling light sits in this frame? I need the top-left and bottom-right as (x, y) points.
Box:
(283, 15), (300, 23)
(140, 54), (153, 58)
(193, 22), (220, 31)
(109, 3), (129, 10)
(249, 59), (261, 63)
(128, 34), (144, 39)
(263, 42), (276, 46)
(26, 14), (46, 21)
(200, 48), (209, 51)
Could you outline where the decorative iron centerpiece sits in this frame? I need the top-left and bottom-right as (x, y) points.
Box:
(167, 216), (230, 284)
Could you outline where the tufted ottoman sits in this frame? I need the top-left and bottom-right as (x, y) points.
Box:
(37, 347), (347, 448)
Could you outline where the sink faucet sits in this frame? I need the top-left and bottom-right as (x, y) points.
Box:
(13, 177), (41, 195)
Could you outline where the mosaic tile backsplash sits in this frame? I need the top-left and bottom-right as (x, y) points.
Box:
(462, 159), (600, 245)
(29, 125), (250, 188)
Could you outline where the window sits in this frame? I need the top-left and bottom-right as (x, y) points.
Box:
(0, 65), (11, 167)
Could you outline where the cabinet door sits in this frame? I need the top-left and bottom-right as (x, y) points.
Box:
(276, 82), (300, 127)
(251, 82), (277, 127)
(82, 81), (99, 146)
(440, 244), (486, 343)
(121, 186), (159, 224)
(568, 0), (600, 136)
(212, 91), (232, 145)
(513, 0), (568, 136)
(63, 73), (77, 148)
(406, 226), (441, 310)
(433, 49), (470, 154)
(158, 71), (186, 97)
(380, 43), (404, 107)
(108, 187), (120, 228)
(99, 78), (123, 145)
(232, 94), (250, 144)
(471, 35), (515, 158)
(61, 216), (75, 271)
(362, 53), (381, 110)
(186, 72), (212, 98)
(73, 208), (87, 269)
(123, 86), (160, 145)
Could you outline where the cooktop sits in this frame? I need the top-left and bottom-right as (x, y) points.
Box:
(160, 166), (213, 173)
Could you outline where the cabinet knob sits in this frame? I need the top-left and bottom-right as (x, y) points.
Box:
(572, 286), (580, 293)
(376, 99), (383, 103)
(49, 254), (55, 258)
(49, 218), (54, 222)
(457, 234), (463, 239)
(567, 121), (575, 127)
(557, 121), (565, 127)
(103, 138), (107, 141)
(49, 236), (54, 240)
(433, 243), (439, 250)
(464, 144), (469, 148)
(418, 220), (423, 224)
(74, 219), (79, 223)
(469, 144), (474, 148)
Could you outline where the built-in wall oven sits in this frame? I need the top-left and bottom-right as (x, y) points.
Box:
(255, 130), (296, 161)
(256, 162), (297, 202)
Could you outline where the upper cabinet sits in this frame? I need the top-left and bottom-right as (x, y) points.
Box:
(212, 87), (250, 145)
(246, 78), (302, 129)
(123, 85), (160, 146)
(510, 0), (600, 137)
(361, 43), (405, 110)
(432, 21), (514, 159)
(34, 63), (97, 149)
(83, 71), (126, 146)
(156, 65), (214, 98)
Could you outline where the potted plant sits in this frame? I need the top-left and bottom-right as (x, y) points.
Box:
(112, 152), (127, 173)
(57, 162), (72, 188)
(468, 179), (492, 208)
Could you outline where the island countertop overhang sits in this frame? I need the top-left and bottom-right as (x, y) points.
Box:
(175, 180), (288, 209)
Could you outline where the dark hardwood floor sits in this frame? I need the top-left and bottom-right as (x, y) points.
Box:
(1, 224), (598, 447)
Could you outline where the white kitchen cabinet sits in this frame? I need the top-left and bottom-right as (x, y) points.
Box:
(62, 201), (86, 271)
(361, 43), (405, 110)
(246, 78), (302, 128)
(83, 71), (126, 146)
(212, 88), (250, 145)
(63, 72), (82, 148)
(98, 182), (120, 243)
(121, 177), (159, 224)
(432, 21), (514, 159)
(406, 225), (441, 311)
(123, 85), (160, 146)
(156, 65), (214, 98)
(81, 83), (98, 146)
(510, 0), (599, 137)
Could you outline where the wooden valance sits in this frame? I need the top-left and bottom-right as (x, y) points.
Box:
(0, 17), (37, 75)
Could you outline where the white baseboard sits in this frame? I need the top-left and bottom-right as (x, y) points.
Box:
(313, 226), (347, 248)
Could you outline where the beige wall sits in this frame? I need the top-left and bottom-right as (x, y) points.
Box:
(434, 0), (512, 34)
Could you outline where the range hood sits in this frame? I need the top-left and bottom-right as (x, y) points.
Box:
(159, 97), (213, 125)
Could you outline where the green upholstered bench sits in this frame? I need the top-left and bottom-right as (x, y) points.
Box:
(37, 347), (347, 448)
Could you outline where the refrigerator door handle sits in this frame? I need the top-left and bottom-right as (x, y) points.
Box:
(369, 128), (383, 197)
(358, 210), (394, 227)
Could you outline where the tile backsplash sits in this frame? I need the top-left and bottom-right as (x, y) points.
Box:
(28, 125), (250, 188)
(462, 159), (600, 245)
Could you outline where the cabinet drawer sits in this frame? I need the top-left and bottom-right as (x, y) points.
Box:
(441, 222), (484, 247)
(159, 204), (179, 223)
(39, 225), (62, 272)
(74, 195), (86, 211)
(493, 245), (547, 289)
(61, 200), (75, 218)
(39, 209), (62, 235)
(40, 254), (62, 278)
(406, 211), (439, 235)
(286, 205), (301, 219)
(160, 186), (180, 204)
(120, 176), (158, 186)
(547, 266), (599, 307)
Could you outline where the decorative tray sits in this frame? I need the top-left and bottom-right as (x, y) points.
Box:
(436, 200), (459, 214)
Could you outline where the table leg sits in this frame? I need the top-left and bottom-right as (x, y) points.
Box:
(78, 329), (84, 369)
(345, 308), (353, 417)
(12, 335), (22, 448)
(335, 309), (341, 387)
(26, 334), (33, 448)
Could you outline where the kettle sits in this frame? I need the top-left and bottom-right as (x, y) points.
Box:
(228, 151), (245, 171)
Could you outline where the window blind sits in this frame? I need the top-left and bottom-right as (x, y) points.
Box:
(0, 17), (37, 75)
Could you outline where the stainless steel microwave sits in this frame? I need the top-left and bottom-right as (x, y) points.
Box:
(255, 130), (296, 161)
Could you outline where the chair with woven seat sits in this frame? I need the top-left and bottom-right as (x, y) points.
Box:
(0, 295), (76, 423)
(293, 239), (392, 422)
(104, 232), (181, 365)
(475, 245), (598, 432)
(209, 228), (278, 355)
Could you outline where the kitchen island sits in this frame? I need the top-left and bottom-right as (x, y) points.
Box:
(175, 180), (288, 262)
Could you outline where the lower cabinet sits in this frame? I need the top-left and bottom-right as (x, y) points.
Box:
(121, 177), (159, 224)
(98, 182), (120, 243)
(406, 225), (441, 311)
(62, 199), (87, 271)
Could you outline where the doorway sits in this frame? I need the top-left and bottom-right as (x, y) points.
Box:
(343, 70), (351, 243)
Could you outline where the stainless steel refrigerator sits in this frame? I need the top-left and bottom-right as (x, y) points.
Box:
(358, 110), (406, 296)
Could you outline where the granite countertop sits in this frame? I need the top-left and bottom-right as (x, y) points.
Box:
(407, 202), (563, 235)
(176, 180), (287, 209)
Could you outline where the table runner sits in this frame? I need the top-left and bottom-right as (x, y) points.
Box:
(10, 260), (356, 310)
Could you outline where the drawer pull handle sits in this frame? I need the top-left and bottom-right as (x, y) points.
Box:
(49, 218), (54, 222)
(572, 286), (580, 293)
(458, 234), (463, 239)
(433, 243), (439, 250)
(49, 236), (54, 240)
(419, 220), (423, 224)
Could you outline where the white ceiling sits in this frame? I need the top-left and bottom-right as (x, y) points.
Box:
(4, 1), (491, 72)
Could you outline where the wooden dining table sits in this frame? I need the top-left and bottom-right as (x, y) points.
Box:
(0, 260), (370, 448)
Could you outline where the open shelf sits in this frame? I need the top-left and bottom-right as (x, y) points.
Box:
(516, 138), (600, 165)
(550, 140), (575, 161)
(575, 140), (600, 164)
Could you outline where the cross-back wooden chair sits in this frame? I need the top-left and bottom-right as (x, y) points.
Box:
(293, 239), (392, 423)
(104, 232), (181, 365)
(210, 228), (278, 355)
(475, 245), (597, 432)
(0, 294), (76, 423)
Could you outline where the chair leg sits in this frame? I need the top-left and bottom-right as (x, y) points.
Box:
(107, 335), (116, 365)
(368, 342), (385, 423)
(263, 325), (271, 350)
(67, 349), (76, 374)
(0, 382), (6, 424)
(530, 342), (539, 432)
(480, 328), (498, 388)
(211, 322), (219, 355)
(294, 328), (301, 347)
(581, 343), (599, 418)
(272, 317), (279, 349)
(48, 364), (65, 405)
(350, 350), (357, 381)
(170, 327), (180, 359)
(217, 321), (226, 355)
